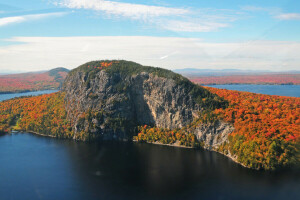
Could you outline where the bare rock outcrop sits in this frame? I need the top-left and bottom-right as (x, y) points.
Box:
(62, 60), (232, 146)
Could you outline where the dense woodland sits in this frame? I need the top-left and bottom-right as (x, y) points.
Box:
(0, 92), (73, 137)
(207, 87), (299, 170)
(0, 68), (69, 93)
(190, 74), (300, 85)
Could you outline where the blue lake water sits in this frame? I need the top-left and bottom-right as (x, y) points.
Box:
(0, 90), (58, 102)
(205, 85), (300, 97)
(0, 132), (299, 200)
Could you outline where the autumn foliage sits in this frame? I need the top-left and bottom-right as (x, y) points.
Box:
(206, 87), (299, 170)
(88, 61), (119, 70)
(133, 125), (199, 147)
(0, 92), (73, 137)
(190, 74), (300, 85)
(0, 69), (68, 93)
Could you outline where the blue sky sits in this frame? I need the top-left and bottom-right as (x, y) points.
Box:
(0, 0), (300, 72)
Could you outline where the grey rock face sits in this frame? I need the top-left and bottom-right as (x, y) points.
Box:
(194, 121), (235, 149)
(63, 70), (200, 140)
(62, 63), (234, 146)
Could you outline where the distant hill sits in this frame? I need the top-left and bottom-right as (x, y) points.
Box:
(174, 68), (300, 85)
(174, 68), (300, 77)
(0, 67), (69, 93)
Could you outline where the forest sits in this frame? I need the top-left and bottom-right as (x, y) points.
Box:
(0, 68), (69, 93)
(0, 92), (73, 138)
(190, 74), (300, 85)
(207, 87), (299, 170)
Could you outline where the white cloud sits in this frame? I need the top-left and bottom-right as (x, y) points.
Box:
(0, 36), (299, 72)
(0, 12), (67, 27)
(275, 13), (300, 20)
(240, 6), (300, 21)
(161, 20), (228, 32)
(53, 0), (234, 32)
(55, 0), (188, 19)
(240, 5), (281, 14)
(0, 16), (25, 26)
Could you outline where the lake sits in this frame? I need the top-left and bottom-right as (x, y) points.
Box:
(0, 90), (59, 102)
(0, 87), (299, 200)
(205, 84), (300, 97)
(0, 132), (299, 200)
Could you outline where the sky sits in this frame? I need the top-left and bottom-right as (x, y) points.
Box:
(0, 0), (300, 72)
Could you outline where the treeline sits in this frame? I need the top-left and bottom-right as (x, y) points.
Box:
(0, 92), (73, 138)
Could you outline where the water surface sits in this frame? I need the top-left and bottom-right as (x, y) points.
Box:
(0, 133), (299, 200)
(206, 85), (300, 97)
(0, 90), (58, 102)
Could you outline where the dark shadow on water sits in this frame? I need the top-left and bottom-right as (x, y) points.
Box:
(0, 133), (299, 200)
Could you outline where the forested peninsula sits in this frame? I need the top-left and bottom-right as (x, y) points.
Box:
(0, 60), (299, 170)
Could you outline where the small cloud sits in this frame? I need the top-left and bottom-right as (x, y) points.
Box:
(275, 13), (300, 20)
(0, 16), (25, 26)
(162, 20), (228, 32)
(159, 51), (178, 60)
(0, 12), (67, 27)
(240, 5), (281, 15)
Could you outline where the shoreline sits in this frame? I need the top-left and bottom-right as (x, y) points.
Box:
(210, 148), (251, 169)
(27, 131), (56, 138)
(133, 139), (250, 168)
(133, 140), (194, 149)
(12, 130), (249, 169)
(12, 130), (57, 138)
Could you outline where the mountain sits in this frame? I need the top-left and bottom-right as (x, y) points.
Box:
(174, 68), (300, 85)
(0, 67), (69, 93)
(0, 60), (298, 170)
(62, 60), (230, 142)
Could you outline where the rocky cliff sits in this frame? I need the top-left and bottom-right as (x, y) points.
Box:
(62, 60), (232, 148)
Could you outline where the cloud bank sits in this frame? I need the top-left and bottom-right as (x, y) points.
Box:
(0, 36), (299, 71)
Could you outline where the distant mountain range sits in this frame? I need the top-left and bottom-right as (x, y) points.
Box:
(0, 67), (69, 93)
(173, 68), (300, 85)
(174, 68), (300, 77)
